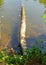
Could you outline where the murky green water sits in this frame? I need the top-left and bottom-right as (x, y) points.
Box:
(0, 0), (46, 52)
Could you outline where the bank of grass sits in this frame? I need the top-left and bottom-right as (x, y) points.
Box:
(0, 47), (46, 65)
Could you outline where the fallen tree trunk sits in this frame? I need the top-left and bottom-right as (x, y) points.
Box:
(19, 5), (27, 55)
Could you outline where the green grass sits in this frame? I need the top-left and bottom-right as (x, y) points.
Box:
(0, 47), (46, 65)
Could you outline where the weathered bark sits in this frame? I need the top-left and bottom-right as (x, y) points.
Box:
(19, 5), (27, 55)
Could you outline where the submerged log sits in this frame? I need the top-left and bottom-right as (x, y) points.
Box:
(19, 5), (27, 55)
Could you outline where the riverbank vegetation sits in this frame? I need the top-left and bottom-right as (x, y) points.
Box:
(0, 47), (46, 65)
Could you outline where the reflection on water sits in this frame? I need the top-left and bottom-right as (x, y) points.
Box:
(34, 0), (46, 22)
(0, 0), (3, 7)
(34, 0), (46, 8)
(44, 10), (46, 14)
(38, 0), (46, 8)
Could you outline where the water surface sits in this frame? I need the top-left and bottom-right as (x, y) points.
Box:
(0, 0), (21, 51)
(23, 0), (46, 52)
(0, 0), (46, 52)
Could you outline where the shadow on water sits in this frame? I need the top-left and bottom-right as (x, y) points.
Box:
(9, 12), (21, 54)
(10, 25), (20, 53)
(26, 33), (46, 53)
